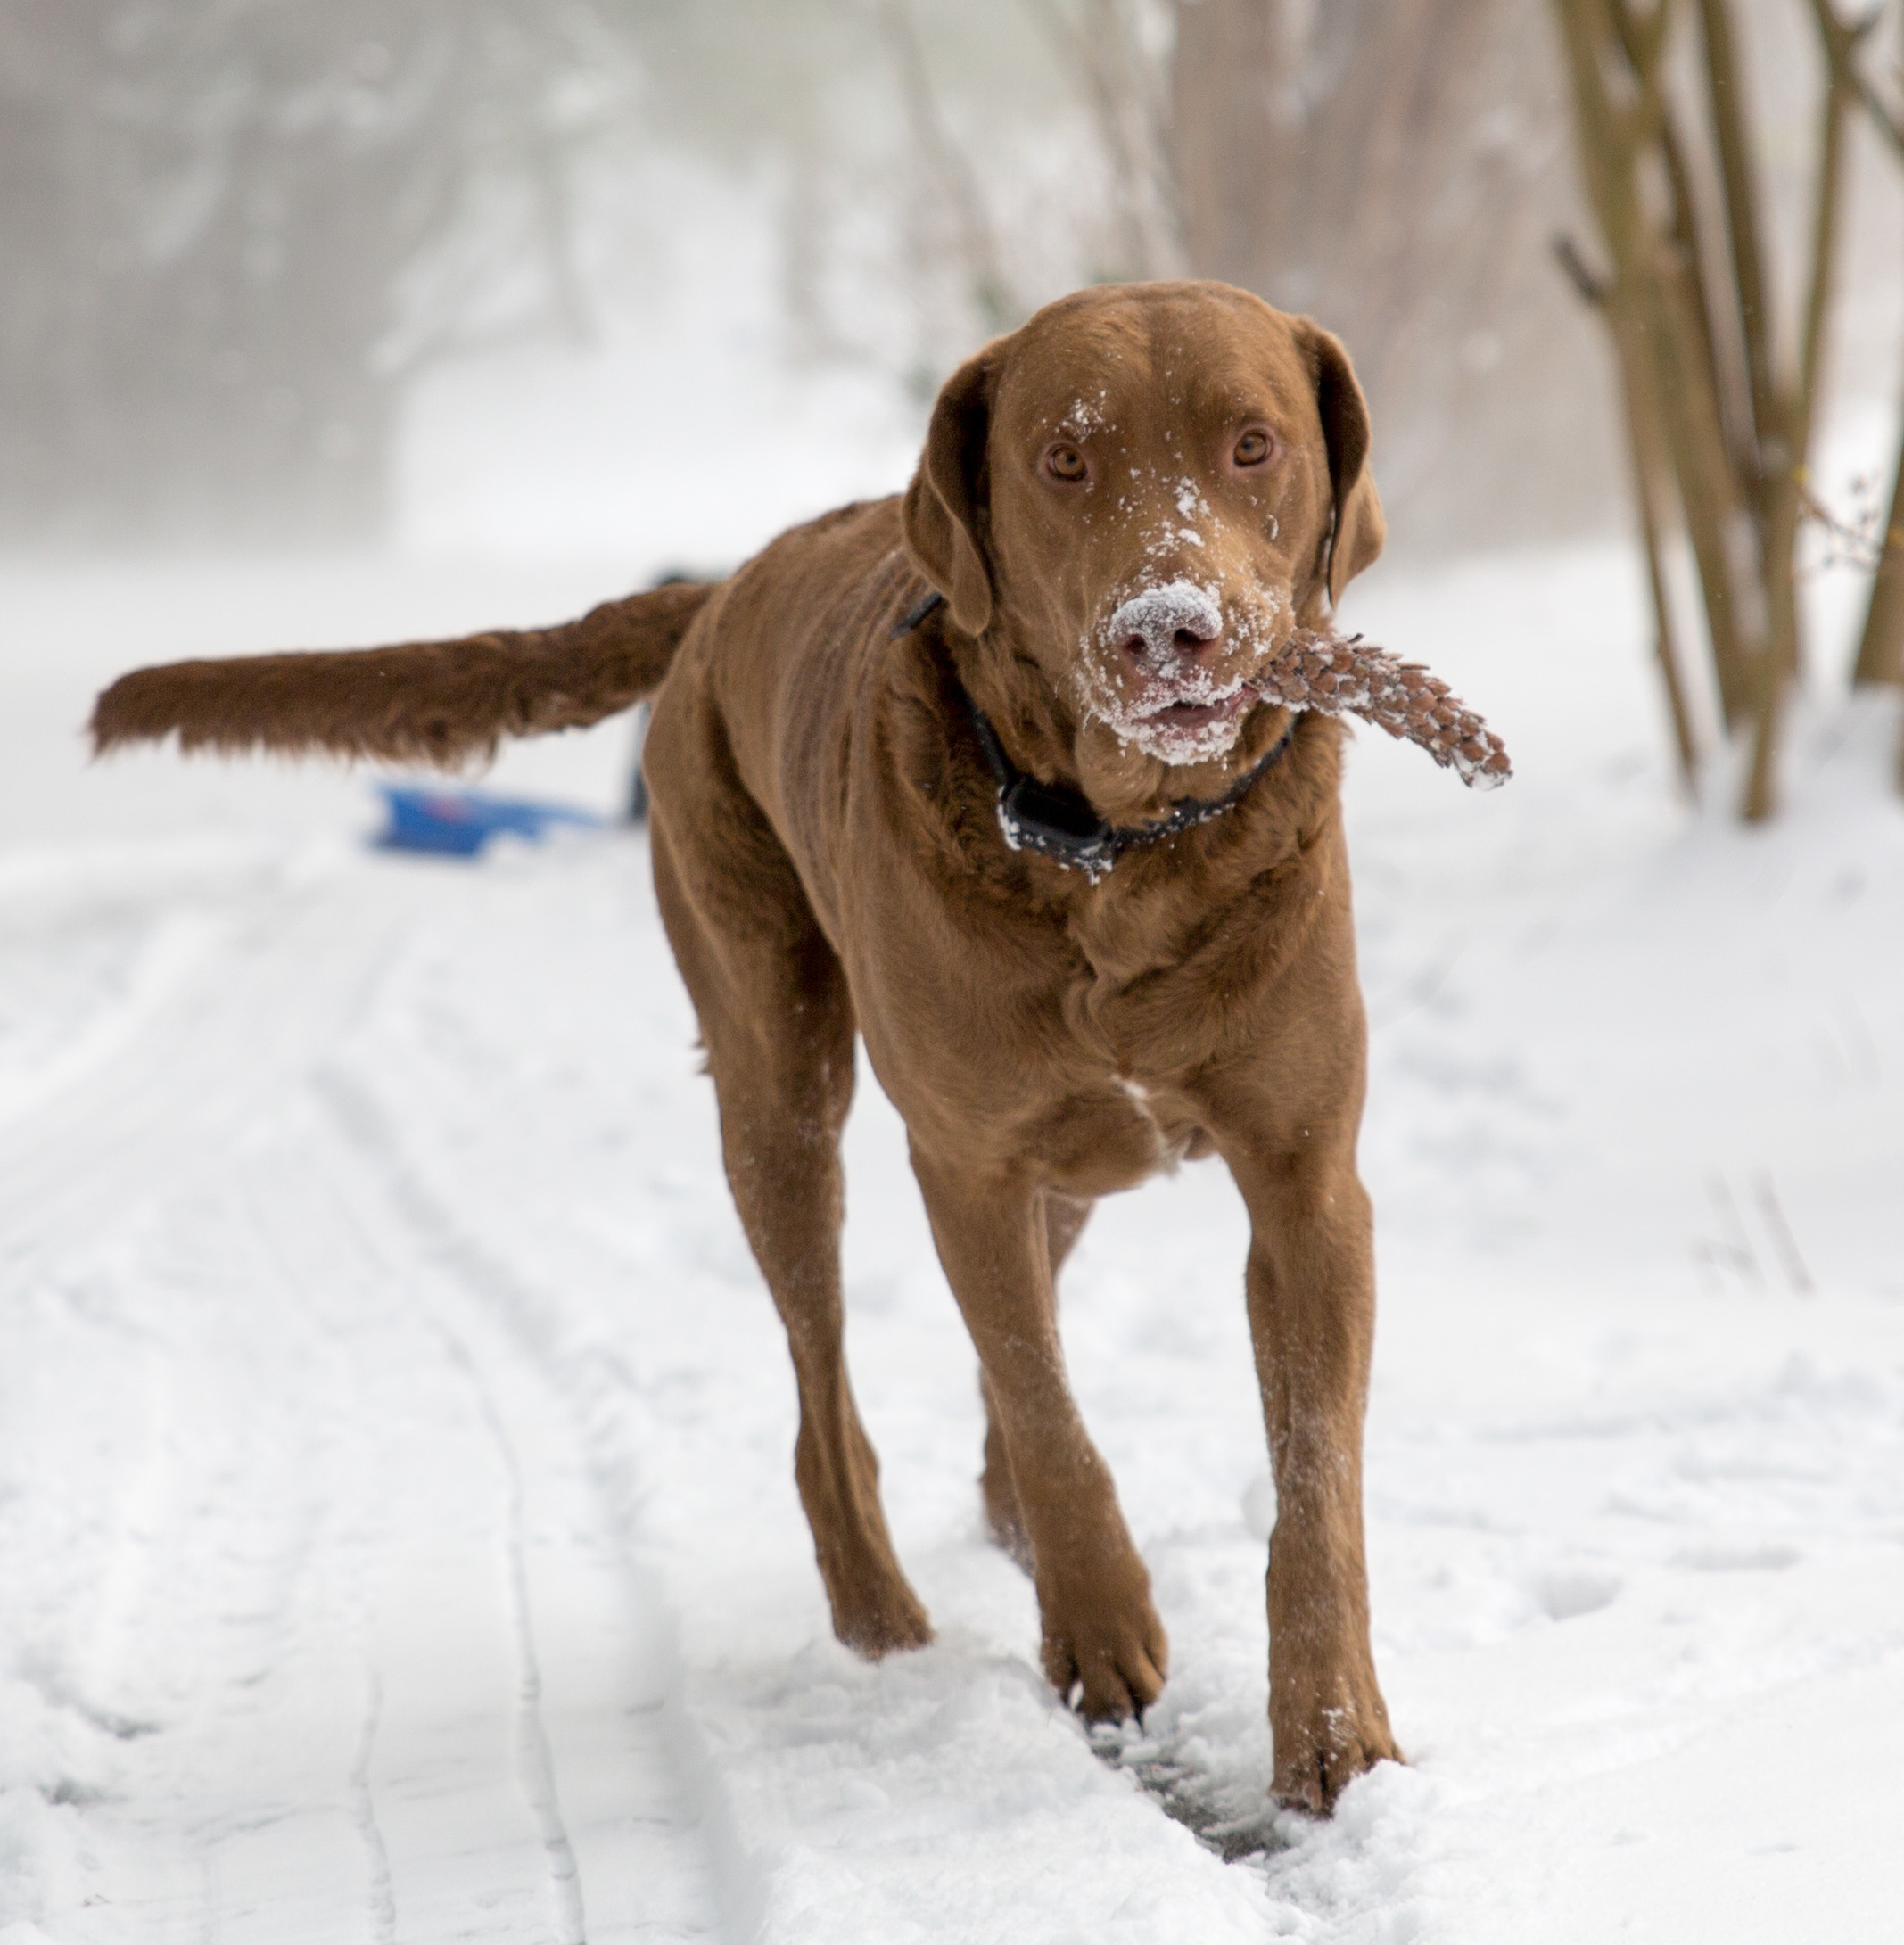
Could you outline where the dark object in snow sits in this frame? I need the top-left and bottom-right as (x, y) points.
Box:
(374, 786), (601, 859)
(1251, 630), (1513, 787)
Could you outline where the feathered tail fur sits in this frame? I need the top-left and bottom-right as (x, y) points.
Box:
(89, 578), (717, 769)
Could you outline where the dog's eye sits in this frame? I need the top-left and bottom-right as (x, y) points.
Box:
(1043, 443), (1087, 482)
(1233, 429), (1273, 466)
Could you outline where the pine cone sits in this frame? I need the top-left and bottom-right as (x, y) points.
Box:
(1251, 631), (1512, 789)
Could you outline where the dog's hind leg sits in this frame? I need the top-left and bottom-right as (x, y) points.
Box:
(979, 1191), (1092, 1569)
(648, 805), (932, 1659)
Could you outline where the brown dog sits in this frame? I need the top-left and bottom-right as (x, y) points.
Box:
(95, 280), (1412, 1812)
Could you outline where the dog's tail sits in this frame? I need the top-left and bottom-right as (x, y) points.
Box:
(89, 578), (717, 769)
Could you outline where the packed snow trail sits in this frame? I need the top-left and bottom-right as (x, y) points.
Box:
(3, 547), (1903, 1941)
(0, 837), (728, 1942)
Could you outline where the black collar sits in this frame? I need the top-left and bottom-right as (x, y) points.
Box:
(894, 589), (1296, 886)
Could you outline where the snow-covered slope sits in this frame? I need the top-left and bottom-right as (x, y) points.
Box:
(1, 541), (1900, 1942)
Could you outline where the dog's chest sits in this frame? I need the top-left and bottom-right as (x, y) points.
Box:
(1053, 899), (1239, 1079)
(1024, 1051), (1209, 1192)
(994, 942), (1224, 1191)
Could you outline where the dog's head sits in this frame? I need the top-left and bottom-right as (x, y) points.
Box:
(903, 280), (1382, 818)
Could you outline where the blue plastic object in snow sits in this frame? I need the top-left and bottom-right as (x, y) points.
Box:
(374, 786), (603, 859)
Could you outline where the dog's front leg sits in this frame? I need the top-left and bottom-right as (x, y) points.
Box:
(910, 1145), (1167, 1721)
(1228, 1143), (1400, 1812)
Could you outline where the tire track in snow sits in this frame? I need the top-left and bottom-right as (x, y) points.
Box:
(256, 1101), (593, 1936)
(347, 1667), (398, 1945)
(416, 1306), (588, 1945)
(1, 841), (726, 1941)
(0, 848), (425, 1942)
(11, 1158), (393, 1942)
(314, 1061), (736, 1943)
(227, 1124), (650, 1945)
(238, 1141), (559, 1945)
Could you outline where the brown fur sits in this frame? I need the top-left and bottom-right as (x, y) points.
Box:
(92, 281), (1411, 1814)
(89, 578), (713, 769)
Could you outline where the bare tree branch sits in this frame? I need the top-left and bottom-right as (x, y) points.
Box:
(872, 0), (1021, 331)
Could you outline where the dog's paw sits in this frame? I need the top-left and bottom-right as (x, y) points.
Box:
(1037, 1558), (1170, 1723)
(828, 1574), (936, 1660)
(1270, 1676), (1402, 1815)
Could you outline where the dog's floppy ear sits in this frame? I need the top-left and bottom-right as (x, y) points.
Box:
(1303, 323), (1386, 609)
(902, 350), (997, 635)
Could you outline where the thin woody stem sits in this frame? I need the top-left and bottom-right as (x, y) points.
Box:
(1745, 0), (1862, 819)
(1698, 0), (1779, 468)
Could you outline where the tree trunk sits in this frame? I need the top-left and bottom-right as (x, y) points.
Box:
(1550, 0), (1890, 820)
(1851, 428), (1904, 687)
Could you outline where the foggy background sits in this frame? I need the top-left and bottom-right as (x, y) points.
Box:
(4, 10), (1904, 1934)
(4, 0), (1898, 577)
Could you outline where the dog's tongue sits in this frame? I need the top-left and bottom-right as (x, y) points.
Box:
(1248, 630), (1512, 789)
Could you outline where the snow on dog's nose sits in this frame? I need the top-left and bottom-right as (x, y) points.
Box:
(1106, 580), (1224, 671)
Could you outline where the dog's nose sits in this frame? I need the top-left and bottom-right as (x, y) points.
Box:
(1106, 581), (1224, 667)
(1118, 624), (1220, 664)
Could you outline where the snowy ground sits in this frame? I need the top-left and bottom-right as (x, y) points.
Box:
(1, 534), (1901, 1944)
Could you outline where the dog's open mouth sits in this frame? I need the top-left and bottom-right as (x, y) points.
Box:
(1119, 680), (1255, 762)
(1134, 690), (1250, 733)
